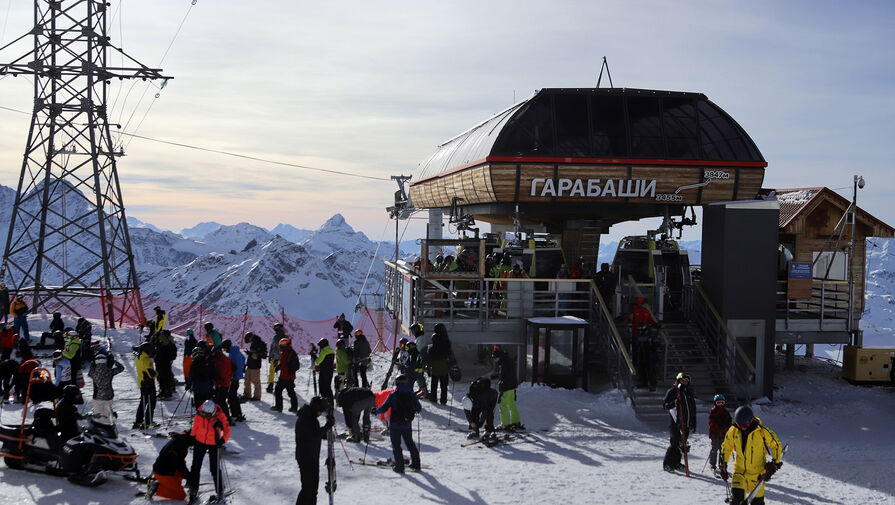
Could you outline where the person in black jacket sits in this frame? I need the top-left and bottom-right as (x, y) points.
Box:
(57, 384), (84, 441)
(43, 312), (64, 347)
(295, 396), (334, 505)
(0, 283), (8, 325)
(427, 323), (453, 404)
(337, 386), (376, 443)
(332, 313), (353, 339)
(375, 375), (421, 474)
(153, 330), (178, 399)
(662, 372), (697, 472)
(350, 330), (372, 389)
(189, 342), (216, 408)
(314, 339), (335, 402)
(242, 332), (267, 401)
(149, 431), (193, 500)
(491, 346), (522, 430)
(463, 376), (499, 439)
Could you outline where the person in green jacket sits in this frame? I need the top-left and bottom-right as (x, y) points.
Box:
(334, 337), (353, 395)
(314, 339), (335, 401)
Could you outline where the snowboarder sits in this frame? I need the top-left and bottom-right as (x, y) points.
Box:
(719, 405), (784, 505)
(376, 374), (421, 473)
(314, 338), (335, 401)
(87, 350), (124, 424)
(428, 323), (454, 404)
(222, 339), (246, 422)
(463, 376), (498, 439)
(332, 313), (353, 339)
(491, 346), (522, 430)
(242, 332), (266, 401)
(187, 400), (230, 504)
(148, 430), (193, 501)
(295, 396), (334, 505)
(267, 323), (286, 394)
(662, 372), (696, 472)
(270, 337), (299, 413)
(708, 393), (732, 473)
(351, 329), (372, 389)
(135, 342), (158, 429)
(336, 386), (376, 443)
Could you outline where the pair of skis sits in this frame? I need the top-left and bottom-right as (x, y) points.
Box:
(324, 424), (337, 504)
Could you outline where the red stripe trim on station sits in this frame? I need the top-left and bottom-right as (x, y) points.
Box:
(411, 156), (767, 185)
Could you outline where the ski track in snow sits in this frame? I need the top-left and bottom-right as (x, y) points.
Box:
(0, 322), (893, 504)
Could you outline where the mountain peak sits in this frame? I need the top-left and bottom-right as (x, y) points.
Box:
(320, 213), (352, 232)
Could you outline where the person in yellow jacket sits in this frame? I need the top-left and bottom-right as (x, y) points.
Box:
(719, 406), (784, 505)
(134, 342), (158, 429)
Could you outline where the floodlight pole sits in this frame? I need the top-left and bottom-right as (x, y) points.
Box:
(848, 175), (864, 347)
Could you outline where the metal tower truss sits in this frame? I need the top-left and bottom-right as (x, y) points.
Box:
(0, 0), (170, 323)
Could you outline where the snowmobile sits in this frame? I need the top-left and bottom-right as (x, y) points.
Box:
(0, 368), (141, 486)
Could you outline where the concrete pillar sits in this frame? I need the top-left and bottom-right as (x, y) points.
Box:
(805, 343), (814, 359)
(785, 344), (795, 370)
(428, 209), (443, 259)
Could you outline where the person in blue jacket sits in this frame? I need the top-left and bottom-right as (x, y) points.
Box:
(376, 374), (421, 473)
(222, 339), (246, 423)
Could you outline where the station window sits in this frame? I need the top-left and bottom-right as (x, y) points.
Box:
(495, 97), (555, 156)
(627, 96), (664, 157)
(662, 96), (699, 159)
(590, 95), (627, 156)
(553, 94), (590, 156)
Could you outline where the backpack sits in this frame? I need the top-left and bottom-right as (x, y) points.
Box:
(287, 350), (300, 373)
(391, 392), (415, 425)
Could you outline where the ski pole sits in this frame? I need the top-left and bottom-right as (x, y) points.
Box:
(166, 388), (189, 429)
(702, 452), (711, 473)
(334, 428), (355, 470)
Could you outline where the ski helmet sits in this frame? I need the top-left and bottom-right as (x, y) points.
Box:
(398, 337), (408, 348)
(734, 406), (754, 427)
(52, 349), (63, 360)
(185, 329), (194, 337)
(713, 394), (726, 403)
(139, 342), (153, 354)
(354, 329), (364, 337)
(336, 338), (346, 348)
(410, 322), (424, 337)
(199, 400), (216, 417)
(675, 372), (691, 383)
(318, 338), (329, 348)
(279, 338), (291, 348)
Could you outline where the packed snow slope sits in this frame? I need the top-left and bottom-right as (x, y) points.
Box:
(0, 320), (892, 505)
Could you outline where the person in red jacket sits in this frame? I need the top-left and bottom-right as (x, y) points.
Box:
(188, 400), (230, 504)
(0, 324), (17, 360)
(211, 346), (233, 423)
(708, 393), (732, 473)
(627, 296), (659, 390)
(271, 338), (298, 413)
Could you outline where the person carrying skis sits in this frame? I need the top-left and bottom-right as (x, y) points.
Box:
(148, 430), (193, 501)
(134, 342), (158, 429)
(314, 338), (335, 402)
(463, 376), (498, 440)
(87, 350), (124, 424)
(719, 406), (783, 505)
(428, 323), (454, 404)
(267, 323), (286, 393)
(188, 400), (230, 504)
(336, 386), (376, 443)
(662, 372), (696, 472)
(332, 313), (353, 339)
(222, 339), (246, 422)
(295, 396), (334, 505)
(271, 337), (300, 413)
(351, 329), (372, 389)
(334, 337), (353, 394)
(708, 393), (732, 473)
(376, 374), (421, 474)
(491, 346), (522, 430)
(241, 332), (266, 401)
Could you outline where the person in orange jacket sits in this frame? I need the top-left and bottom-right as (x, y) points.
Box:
(188, 400), (230, 504)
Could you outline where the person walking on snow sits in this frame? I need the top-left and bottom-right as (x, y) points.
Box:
(376, 374), (421, 474)
(662, 372), (696, 472)
(295, 396), (334, 505)
(708, 393), (732, 473)
(267, 323), (286, 394)
(187, 400), (230, 504)
(491, 346), (522, 430)
(719, 406), (783, 505)
(271, 338), (300, 412)
(314, 338), (335, 402)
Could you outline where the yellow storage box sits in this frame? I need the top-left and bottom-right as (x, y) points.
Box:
(842, 346), (895, 382)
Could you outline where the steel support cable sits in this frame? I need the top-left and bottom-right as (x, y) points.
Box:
(371, 211), (417, 296)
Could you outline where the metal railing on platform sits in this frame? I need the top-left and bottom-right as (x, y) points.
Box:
(776, 279), (848, 329)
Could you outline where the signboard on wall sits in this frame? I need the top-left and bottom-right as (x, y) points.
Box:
(787, 262), (813, 299)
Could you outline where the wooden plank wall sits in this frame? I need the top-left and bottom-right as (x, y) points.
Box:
(794, 237), (865, 314)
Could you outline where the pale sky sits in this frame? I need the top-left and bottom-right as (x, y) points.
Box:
(1, 1), (893, 244)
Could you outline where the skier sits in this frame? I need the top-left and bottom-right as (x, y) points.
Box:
(271, 337), (300, 413)
(708, 393), (732, 473)
(491, 346), (522, 430)
(211, 345), (233, 422)
(400, 341), (424, 398)
(87, 350), (124, 424)
(62, 329), (83, 389)
(241, 332), (266, 401)
(222, 339), (246, 422)
(267, 323), (286, 394)
(153, 306), (167, 336)
(719, 406), (783, 505)
(295, 396), (334, 505)
(351, 329), (372, 389)
(314, 338), (335, 402)
(662, 372), (696, 472)
(184, 329), (198, 391)
(334, 337), (353, 394)
(376, 374), (421, 474)
(203, 322), (222, 348)
(463, 376), (498, 439)
(148, 430), (193, 501)
(189, 342), (216, 408)
(428, 323), (454, 404)
(188, 400), (230, 504)
(10, 294), (29, 342)
(134, 342), (158, 429)
(153, 330), (177, 399)
(44, 312), (64, 348)
(332, 313), (353, 339)
(336, 386), (376, 443)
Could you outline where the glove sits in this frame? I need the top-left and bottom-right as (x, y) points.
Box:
(763, 461), (780, 481)
(719, 467), (729, 481)
(315, 365), (319, 371)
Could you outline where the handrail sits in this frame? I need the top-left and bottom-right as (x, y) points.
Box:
(626, 274), (670, 347)
(694, 282), (756, 374)
(588, 280), (636, 376)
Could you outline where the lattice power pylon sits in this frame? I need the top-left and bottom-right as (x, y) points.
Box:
(0, 1), (170, 324)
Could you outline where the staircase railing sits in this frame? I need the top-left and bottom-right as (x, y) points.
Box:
(627, 275), (670, 382)
(683, 282), (756, 402)
(588, 280), (636, 399)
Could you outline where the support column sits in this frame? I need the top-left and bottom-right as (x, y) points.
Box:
(428, 209), (443, 260)
(805, 343), (814, 359)
(785, 344), (795, 370)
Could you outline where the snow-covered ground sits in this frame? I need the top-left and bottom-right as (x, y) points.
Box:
(0, 321), (893, 505)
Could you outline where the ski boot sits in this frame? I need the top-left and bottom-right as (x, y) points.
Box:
(466, 429), (480, 440)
